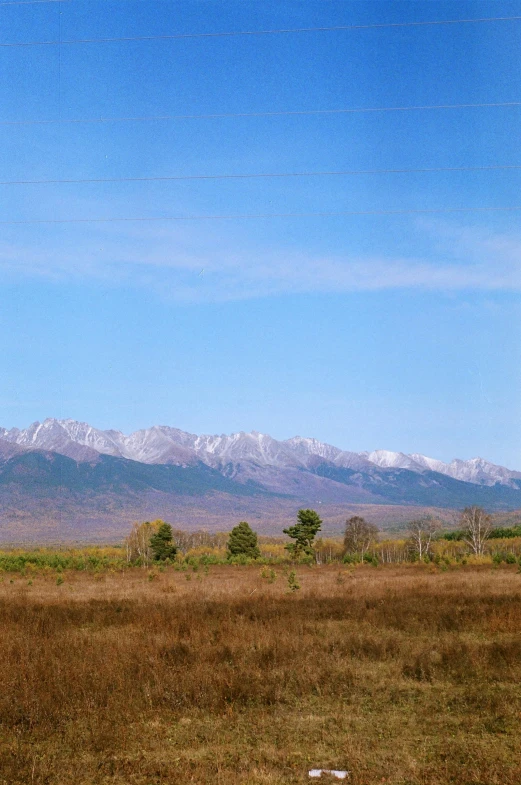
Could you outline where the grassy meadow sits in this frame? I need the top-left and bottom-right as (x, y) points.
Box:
(0, 562), (520, 784)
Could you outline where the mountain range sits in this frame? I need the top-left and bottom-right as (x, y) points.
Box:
(0, 419), (520, 542)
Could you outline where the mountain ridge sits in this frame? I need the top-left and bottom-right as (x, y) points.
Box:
(1, 419), (520, 542)
(1, 418), (519, 488)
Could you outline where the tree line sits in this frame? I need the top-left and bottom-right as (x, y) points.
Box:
(125, 505), (518, 566)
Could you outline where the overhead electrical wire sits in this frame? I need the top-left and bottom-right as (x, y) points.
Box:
(1, 101), (520, 127)
(1, 16), (520, 47)
(1, 205), (520, 226)
(0, 163), (520, 187)
(0, 12), (517, 227)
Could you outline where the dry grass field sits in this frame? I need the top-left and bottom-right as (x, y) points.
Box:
(0, 564), (520, 784)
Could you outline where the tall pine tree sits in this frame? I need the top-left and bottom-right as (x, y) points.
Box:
(283, 508), (322, 559)
(227, 521), (261, 558)
(149, 521), (177, 561)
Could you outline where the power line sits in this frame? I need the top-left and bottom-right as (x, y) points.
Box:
(2, 101), (520, 127)
(1, 205), (520, 226)
(1, 164), (520, 187)
(1, 16), (520, 47)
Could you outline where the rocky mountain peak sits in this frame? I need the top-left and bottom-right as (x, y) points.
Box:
(1, 418), (519, 488)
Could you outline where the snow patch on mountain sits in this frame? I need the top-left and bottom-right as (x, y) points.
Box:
(192, 431), (303, 468)
(2, 419), (519, 488)
(364, 450), (425, 472)
(284, 436), (342, 462)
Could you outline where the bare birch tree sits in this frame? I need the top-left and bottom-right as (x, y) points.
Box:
(407, 517), (441, 560)
(460, 506), (492, 556)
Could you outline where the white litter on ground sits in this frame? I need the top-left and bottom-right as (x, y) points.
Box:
(308, 770), (349, 779)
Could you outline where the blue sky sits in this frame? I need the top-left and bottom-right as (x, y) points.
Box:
(1, 0), (520, 467)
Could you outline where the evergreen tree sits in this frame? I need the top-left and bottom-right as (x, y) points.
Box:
(149, 521), (177, 561)
(283, 508), (322, 559)
(227, 521), (261, 558)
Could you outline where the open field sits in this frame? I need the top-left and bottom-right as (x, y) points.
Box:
(0, 565), (520, 784)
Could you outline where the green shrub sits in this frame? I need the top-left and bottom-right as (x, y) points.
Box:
(260, 566), (277, 583)
(227, 554), (252, 566)
(287, 571), (300, 592)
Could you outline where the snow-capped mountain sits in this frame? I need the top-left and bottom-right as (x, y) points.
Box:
(363, 450), (426, 472)
(1, 418), (519, 488)
(1, 419), (521, 541)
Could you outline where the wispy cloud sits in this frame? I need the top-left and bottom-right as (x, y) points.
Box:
(1, 218), (520, 302)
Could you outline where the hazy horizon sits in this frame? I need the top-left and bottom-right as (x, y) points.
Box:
(1, 0), (520, 468)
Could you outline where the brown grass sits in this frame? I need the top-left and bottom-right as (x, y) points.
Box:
(0, 565), (520, 784)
